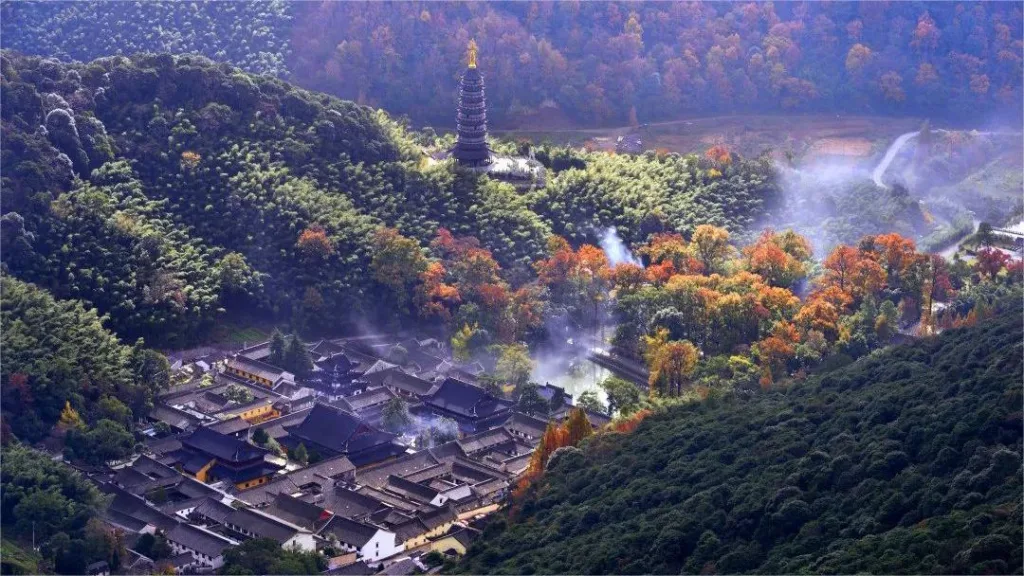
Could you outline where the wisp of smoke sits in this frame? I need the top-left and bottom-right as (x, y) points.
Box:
(599, 227), (642, 267)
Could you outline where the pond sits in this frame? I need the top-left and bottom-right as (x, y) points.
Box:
(530, 344), (611, 407)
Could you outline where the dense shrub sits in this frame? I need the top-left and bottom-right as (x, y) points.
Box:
(456, 312), (1023, 574)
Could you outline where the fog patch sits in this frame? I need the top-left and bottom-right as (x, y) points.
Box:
(600, 227), (642, 267)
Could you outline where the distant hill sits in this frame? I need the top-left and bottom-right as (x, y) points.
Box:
(4, 2), (1021, 126)
(456, 310), (1023, 574)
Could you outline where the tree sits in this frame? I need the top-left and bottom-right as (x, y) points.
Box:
(495, 343), (534, 388)
(96, 396), (132, 428)
(416, 261), (462, 324)
(268, 329), (287, 367)
(381, 397), (412, 433)
(284, 335), (313, 377)
(14, 489), (73, 542)
(535, 237), (611, 327)
(223, 384), (254, 404)
(370, 227), (427, 314)
(822, 243), (885, 300)
(577, 390), (606, 414)
(754, 322), (799, 386)
(639, 233), (701, 274)
(66, 419), (135, 465)
(252, 427), (270, 445)
(58, 401), (83, 430)
(691, 225), (732, 274)
(745, 229), (812, 288)
(427, 417), (460, 445)
(477, 374), (505, 398)
(296, 225), (333, 260)
(976, 248), (1011, 280)
(647, 339), (700, 397)
(564, 407), (594, 445)
(134, 533), (171, 561)
(292, 443), (309, 465)
(873, 233), (918, 288)
(451, 324), (476, 361)
(822, 246), (858, 292)
(600, 377), (642, 416)
(525, 421), (570, 478)
(976, 222), (995, 247)
(923, 254), (953, 322)
(220, 537), (325, 575)
(517, 383), (549, 416)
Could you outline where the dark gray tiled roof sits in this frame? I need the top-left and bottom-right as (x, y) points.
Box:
(286, 404), (396, 456)
(266, 492), (331, 531)
(181, 427), (268, 463)
(321, 515), (379, 548)
(425, 378), (512, 419)
(386, 475), (440, 504)
(224, 507), (300, 543)
(193, 498), (234, 524)
(319, 486), (385, 520)
(166, 523), (236, 558)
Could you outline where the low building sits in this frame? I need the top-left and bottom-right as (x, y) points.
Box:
(503, 411), (548, 442)
(332, 387), (399, 427)
(112, 455), (183, 496)
(223, 355), (295, 389)
(223, 507), (316, 551)
(164, 552), (200, 575)
(321, 515), (404, 563)
(264, 493), (333, 533)
(169, 427), (282, 490)
(283, 404), (404, 467)
(232, 455), (357, 508)
(165, 523), (237, 570)
(422, 378), (513, 433)
(422, 526), (478, 557)
(392, 505), (459, 549)
(364, 368), (437, 399)
(215, 398), (280, 424)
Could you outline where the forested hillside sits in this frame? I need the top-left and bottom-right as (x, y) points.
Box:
(4, 2), (1022, 127)
(456, 310), (1024, 574)
(0, 51), (779, 343)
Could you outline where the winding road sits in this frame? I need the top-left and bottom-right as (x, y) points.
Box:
(871, 131), (918, 188)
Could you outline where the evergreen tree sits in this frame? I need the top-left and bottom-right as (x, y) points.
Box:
(292, 443), (308, 465)
(283, 335), (313, 377)
(252, 427), (269, 445)
(381, 397), (412, 433)
(268, 329), (287, 367)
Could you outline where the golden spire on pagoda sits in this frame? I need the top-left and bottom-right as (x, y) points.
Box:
(467, 38), (478, 69)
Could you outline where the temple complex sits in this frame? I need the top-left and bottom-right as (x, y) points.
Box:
(448, 40), (545, 188)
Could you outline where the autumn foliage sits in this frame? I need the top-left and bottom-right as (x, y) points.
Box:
(296, 225), (334, 260)
(513, 407), (597, 500)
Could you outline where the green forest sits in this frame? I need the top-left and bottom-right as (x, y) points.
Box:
(0, 50), (779, 345)
(3, 2), (1021, 125)
(456, 310), (1023, 574)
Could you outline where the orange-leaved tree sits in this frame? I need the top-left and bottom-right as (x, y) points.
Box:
(691, 225), (733, 275)
(296, 225), (334, 260)
(370, 227), (427, 313)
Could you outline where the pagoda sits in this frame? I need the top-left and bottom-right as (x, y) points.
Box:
(452, 39), (492, 167)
